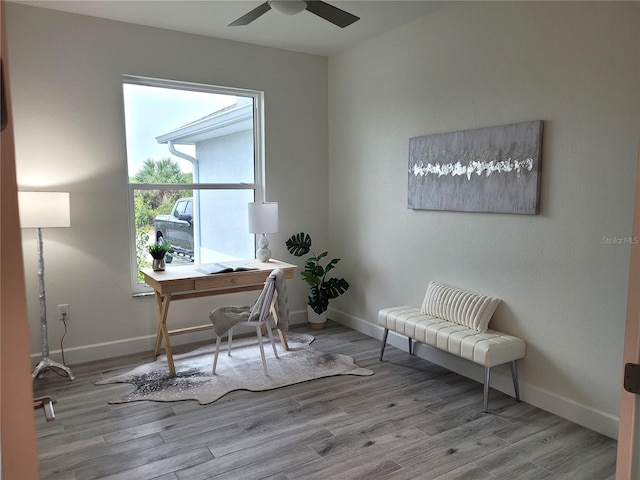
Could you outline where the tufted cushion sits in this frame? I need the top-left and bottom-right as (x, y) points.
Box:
(420, 281), (501, 333)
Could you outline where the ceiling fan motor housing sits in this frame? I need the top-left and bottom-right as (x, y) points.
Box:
(229, 0), (359, 28)
(268, 1), (307, 15)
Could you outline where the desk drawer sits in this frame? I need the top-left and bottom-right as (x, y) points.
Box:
(194, 269), (272, 290)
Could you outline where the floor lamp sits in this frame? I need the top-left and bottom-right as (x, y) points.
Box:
(18, 191), (75, 381)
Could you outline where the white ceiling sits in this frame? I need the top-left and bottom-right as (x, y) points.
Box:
(9, 0), (443, 56)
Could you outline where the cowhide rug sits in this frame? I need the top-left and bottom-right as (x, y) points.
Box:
(96, 332), (373, 404)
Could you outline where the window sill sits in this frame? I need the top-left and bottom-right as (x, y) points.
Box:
(132, 291), (154, 299)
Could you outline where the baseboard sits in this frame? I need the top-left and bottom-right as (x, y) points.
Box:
(329, 307), (619, 440)
(31, 310), (309, 367)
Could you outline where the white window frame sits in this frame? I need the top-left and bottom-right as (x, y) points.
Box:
(123, 75), (265, 294)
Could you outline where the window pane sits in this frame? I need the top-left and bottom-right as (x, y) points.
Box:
(133, 187), (255, 281)
(123, 83), (241, 183)
(132, 188), (193, 281)
(124, 78), (262, 291)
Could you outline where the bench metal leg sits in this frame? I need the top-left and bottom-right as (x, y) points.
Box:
(483, 367), (491, 413)
(484, 361), (521, 413)
(510, 360), (521, 402)
(379, 328), (389, 360)
(408, 337), (413, 355)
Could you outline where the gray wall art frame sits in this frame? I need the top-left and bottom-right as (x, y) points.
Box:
(408, 120), (543, 214)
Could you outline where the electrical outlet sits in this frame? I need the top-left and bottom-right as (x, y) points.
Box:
(58, 304), (70, 321)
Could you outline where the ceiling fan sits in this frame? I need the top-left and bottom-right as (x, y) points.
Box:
(229, 1), (360, 28)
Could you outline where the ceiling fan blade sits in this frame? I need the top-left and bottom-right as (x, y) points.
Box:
(229, 2), (272, 26)
(304, 1), (360, 28)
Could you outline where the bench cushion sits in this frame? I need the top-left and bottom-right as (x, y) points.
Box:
(421, 281), (501, 333)
(379, 305), (525, 368)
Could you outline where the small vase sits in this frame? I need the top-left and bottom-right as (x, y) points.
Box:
(152, 258), (166, 271)
(307, 305), (327, 330)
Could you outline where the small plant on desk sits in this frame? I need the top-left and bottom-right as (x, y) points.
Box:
(148, 242), (172, 271)
(148, 242), (172, 259)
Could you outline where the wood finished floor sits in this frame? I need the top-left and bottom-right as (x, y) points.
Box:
(33, 321), (617, 480)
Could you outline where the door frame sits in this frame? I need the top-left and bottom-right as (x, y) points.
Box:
(617, 142), (640, 478)
(1, 1), (40, 476)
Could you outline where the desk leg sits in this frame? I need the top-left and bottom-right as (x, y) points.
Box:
(270, 301), (289, 351)
(277, 330), (289, 351)
(154, 291), (176, 376)
(153, 291), (164, 356)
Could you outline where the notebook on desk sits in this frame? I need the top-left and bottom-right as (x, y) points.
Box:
(196, 263), (258, 275)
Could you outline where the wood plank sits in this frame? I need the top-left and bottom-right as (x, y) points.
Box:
(32, 321), (617, 480)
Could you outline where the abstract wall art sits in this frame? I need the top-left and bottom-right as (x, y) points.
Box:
(408, 120), (543, 214)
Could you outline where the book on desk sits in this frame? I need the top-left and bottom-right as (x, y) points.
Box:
(196, 263), (259, 275)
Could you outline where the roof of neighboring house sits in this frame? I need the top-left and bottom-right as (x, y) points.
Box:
(156, 100), (253, 145)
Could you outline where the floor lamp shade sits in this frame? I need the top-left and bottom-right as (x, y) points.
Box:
(248, 202), (278, 262)
(18, 192), (70, 228)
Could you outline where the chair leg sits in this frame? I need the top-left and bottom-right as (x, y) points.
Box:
(510, 360), (521, 402)
(408, 337), (413, 355)
(265, 324), (279, 359)
(380, 328), (389, 361)
(213, 336), (222, 374)
(483, 367), (491, 413)
(256, 325), (268, 375)
(227, 328), (233, 356)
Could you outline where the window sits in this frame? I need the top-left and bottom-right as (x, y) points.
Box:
(123, 76), (264, 292)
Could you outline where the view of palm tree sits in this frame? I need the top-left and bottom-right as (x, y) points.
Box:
(132, 158), (193, 278)
(131, 158), (193, 227)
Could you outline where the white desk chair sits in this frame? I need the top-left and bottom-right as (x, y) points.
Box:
(210, 275), (279, 376)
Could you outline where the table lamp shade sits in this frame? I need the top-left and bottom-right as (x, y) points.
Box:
(19, 192), (70, 228)
(248, 202), (278, 234)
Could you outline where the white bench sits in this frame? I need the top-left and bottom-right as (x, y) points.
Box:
(379, 281), (526, 412)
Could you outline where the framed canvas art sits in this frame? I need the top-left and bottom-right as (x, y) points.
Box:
(408, 120), (543, 214)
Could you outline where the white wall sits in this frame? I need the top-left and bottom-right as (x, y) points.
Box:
(198, 130), (256, 261)
(327, 1), (639, 438)
(6, 4), (328, 362)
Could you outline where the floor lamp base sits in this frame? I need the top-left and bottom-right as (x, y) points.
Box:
(32, 357), (75, 381)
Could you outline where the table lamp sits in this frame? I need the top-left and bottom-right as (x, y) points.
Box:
(248, 202), (278, 262)
(18, 191), (75, 381)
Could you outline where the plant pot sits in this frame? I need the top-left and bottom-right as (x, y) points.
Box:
(307, 305), (327, 330)
(152, 258), (166, 271)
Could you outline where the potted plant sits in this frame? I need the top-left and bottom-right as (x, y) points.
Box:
(148, 241), (172, 271)
(285, 232), (350, 329)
